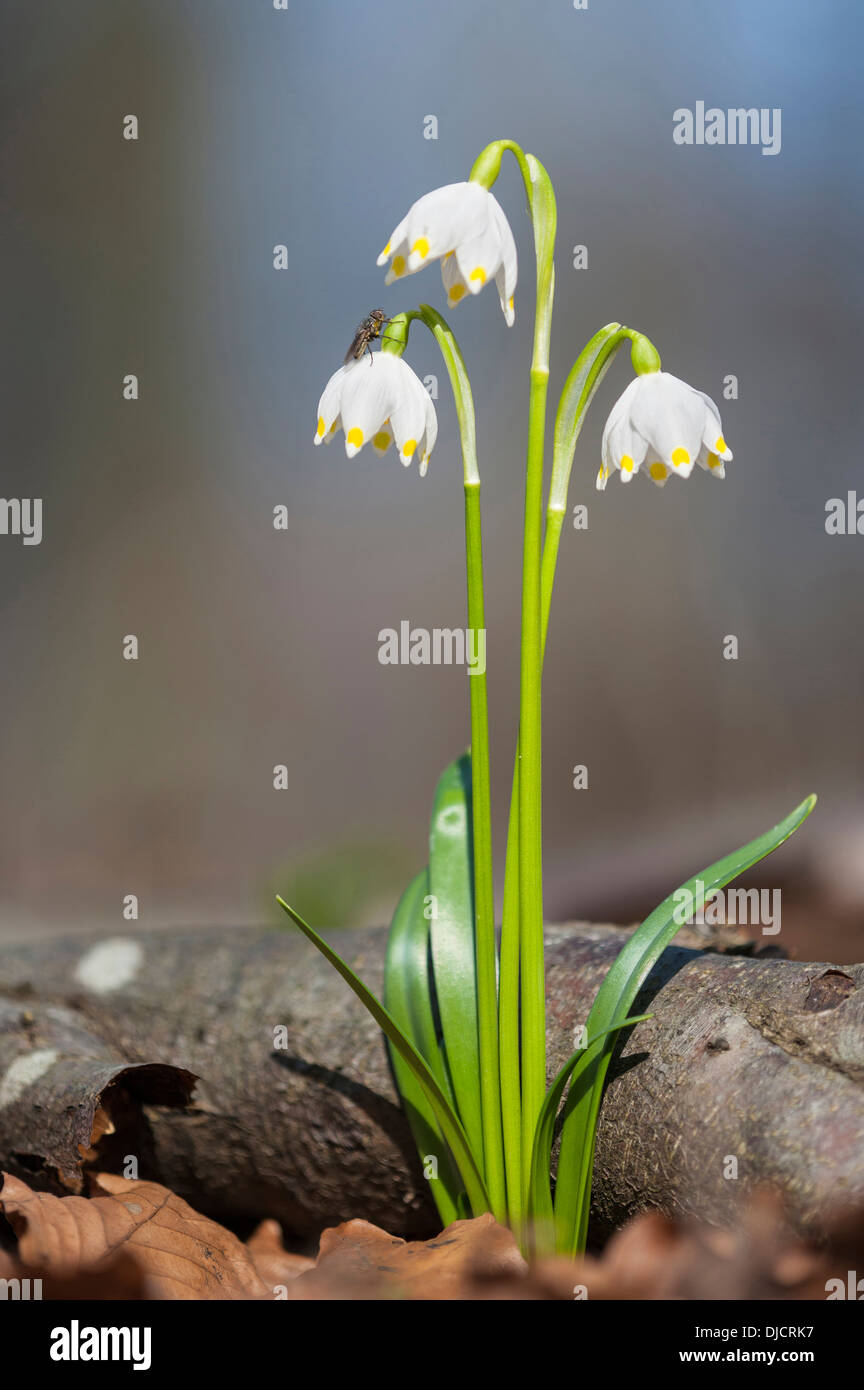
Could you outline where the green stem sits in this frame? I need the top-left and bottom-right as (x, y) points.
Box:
(474, 146), (557, 1203)
(502, 322), (651, 1220)
(463, 478), (505, 1219)
(518, 355), (549, 1189)
(396, 304), (505, 1220)
(472, 142), (557, 1219)
(498, 770), (522, 1225)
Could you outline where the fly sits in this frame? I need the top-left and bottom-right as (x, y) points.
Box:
(344, 308), (391, 364)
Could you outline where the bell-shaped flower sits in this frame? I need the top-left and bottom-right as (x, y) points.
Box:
(596, 371), (733, 490)
(314, 352), (438, 476)
(376, 182), (517, 325)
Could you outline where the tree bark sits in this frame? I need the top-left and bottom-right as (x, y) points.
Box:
(0, 924), (861, 1240)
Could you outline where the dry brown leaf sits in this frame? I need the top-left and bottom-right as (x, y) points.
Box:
(290, 1197), (864, 1301)
(537, 1194), (861, 1302)
(245, 1219), (314, 1290)
(0, 1235), (147, 1299)
(291, 1212), (526, 1300)
(4, 1168), (862, 1301)
(578, 1209), (689, 1299)
(0, 1171), (268, 1300)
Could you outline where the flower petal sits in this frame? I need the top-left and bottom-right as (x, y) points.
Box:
(441, 249), (470, 309)
(378, 182), (510, 310)
(418, 385), (438, 475)
(338, 354), (400, 457)
(628, 373), (705, 476)
(602, 416), (650, 479)
(600, 378), (648, 477)
(599, 370), (731, 490)
(453, 219), (503, 298)
(371, 423), (394, 456)
(693, 390), (733, 461)
(494, 270), (515, 326)
(389, 369), (430, 466)
(489, 193), (518, 324)
(696, 443), (726, 478)
(314, 351), (437, 475)
(314, 364), (353, 445)
(645, 458), (672, 487)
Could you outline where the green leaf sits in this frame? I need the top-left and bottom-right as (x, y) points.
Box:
(554, 794), (817, 1255)
(384, 869), (462, 1224)
(276, 895), (490, 1217)
(526, 1015), (653, 1255)
(427, 755), (484, 1164)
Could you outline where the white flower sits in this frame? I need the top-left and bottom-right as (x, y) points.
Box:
(313, 352), (438, 476)
(376, 181), (518, 325)
(596, 371), (733, 490)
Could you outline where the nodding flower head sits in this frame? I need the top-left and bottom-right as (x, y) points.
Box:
(377, 182), (517, 325)
(314, 352), (437, 476)
(597, 371), (733, 490)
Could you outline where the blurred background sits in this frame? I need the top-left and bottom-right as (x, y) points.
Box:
(1, 0), (862, 960)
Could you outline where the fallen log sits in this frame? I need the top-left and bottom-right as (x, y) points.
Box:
(0, 924), (861, 1240)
